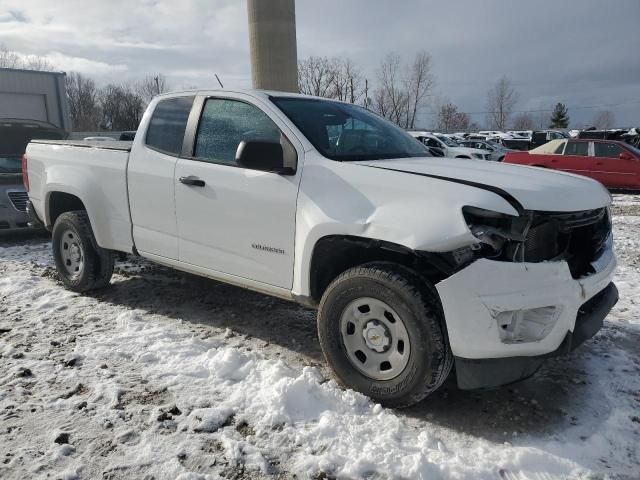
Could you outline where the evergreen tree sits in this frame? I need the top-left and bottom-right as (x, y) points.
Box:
(549, 103), (569, 128)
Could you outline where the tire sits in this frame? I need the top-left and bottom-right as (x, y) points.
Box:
(52, 211), (114, 292)
(317, 262), (453, 408)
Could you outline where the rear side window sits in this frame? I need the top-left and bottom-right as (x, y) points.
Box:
(594, 142), (624, 159)
(194, 98), (281, 165)
(145, 96), (194, 155)
(564, 141), (588, 156)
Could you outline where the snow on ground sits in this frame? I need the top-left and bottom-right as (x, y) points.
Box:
(0, 195), (639, 480)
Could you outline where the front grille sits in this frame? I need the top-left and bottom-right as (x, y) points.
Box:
(7, 191), (28, 212)
(523, 208), (610, 278)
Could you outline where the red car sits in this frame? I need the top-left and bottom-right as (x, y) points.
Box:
(503, 138), (640, 190)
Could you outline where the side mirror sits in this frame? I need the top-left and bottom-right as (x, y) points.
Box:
(235, 140), (295, 175)
(619, 152), (632, 161)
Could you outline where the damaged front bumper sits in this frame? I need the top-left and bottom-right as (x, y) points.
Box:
(435, 237), (617, 389)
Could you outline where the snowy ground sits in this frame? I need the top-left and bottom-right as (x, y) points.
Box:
(1, 195), (639, 480)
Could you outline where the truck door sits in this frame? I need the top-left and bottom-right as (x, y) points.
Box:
(128, 95), (195, 259)
(174, 95), (301, 289)
(592, 141), (638, 189)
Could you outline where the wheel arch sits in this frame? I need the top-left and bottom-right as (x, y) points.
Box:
(46, 190), (87, 228)
(307, 235), (450, 305)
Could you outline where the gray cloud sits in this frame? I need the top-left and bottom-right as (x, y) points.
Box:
(1, 0), (638, 127)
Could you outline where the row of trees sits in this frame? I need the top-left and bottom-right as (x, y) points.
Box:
(1, 43), (620, 132)
(0, 44), (53, 71)
(298, 51), (434, 130)
(65, 73), (169, 131)
(298, 53), (617, 132)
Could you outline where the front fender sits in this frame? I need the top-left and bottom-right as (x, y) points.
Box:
(291, 157), (518, 297)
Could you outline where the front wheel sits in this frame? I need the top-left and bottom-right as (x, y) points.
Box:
(317, 263), (452, 408)
(52, 211), (114, 292)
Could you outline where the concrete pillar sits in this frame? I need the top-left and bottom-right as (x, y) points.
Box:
(247, 0), (298, 93)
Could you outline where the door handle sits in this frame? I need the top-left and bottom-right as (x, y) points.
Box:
(179, 176), (205, 187)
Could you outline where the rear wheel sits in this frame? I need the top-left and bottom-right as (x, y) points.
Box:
(52, 211), (114, 292)
(317, 262), (452, 408)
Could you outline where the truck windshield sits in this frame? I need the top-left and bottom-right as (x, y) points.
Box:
(271, 97), (430, 161)
(0, 156), (22, 174)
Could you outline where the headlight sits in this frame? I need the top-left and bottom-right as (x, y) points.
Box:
(462, 206), (525, 252)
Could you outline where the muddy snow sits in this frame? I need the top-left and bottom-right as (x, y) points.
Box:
(1, 195), (639, 480)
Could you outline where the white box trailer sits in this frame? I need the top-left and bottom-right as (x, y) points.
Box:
(0, 67), (70, 131)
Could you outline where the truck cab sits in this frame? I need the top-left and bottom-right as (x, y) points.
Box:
(24, 90), (618, 408)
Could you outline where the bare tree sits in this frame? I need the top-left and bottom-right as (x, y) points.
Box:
(330, 58), (363, 103)
(372, 51), (434, 129)
(298, 56), (336, 98)
(590, 110), (616, 129)
(22, 55), (54, 72)
(65, 72), (101, 130)
(532, 109), (550, 129)
(0, 44), (54, 71)
(373, 53), (407, 126)
(404, 50), (434, 130)
(137, 74), (170, 104)
(486, 76), (519, 130)
(0, 44), (21, 68)
(435, 101), (470, 133)
(99, 84), (144, 131)
(511, 112), (535, 130)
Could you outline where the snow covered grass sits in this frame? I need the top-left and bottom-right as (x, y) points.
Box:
(1, 196), (639, 479)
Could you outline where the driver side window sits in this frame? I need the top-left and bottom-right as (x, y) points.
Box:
(194, 98), (281, 165)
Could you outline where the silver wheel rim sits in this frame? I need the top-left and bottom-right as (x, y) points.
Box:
(59, 229), (84, 279)
(340, 297), (411, 381)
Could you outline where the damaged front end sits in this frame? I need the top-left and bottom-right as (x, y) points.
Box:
(430, 204), (617, 390)
(461, 205), (612, 278)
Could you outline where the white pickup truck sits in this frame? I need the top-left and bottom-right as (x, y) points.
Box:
(24, 90), (618, 407)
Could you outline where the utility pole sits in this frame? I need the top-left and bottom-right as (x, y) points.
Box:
(364, 79), (369, 109)
(247, 0), (298, 92)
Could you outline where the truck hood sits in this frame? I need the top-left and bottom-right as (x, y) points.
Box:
(356, 157), (611, 212)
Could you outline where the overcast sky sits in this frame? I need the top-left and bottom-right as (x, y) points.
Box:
(1, 0), (638, 128)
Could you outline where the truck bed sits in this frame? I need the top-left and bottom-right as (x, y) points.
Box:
(26, 140), (134, 253)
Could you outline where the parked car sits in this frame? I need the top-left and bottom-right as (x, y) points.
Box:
(506, 130), (532, 140)
(408, 132), (492, 160)
(1, 119), (67, 233)
(459, 140), (513, 161)
(25, 90), (617, 407)
(119, 131), (137, 141)
(503, 138), (640, 190)
(530, 130), (569, 148)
